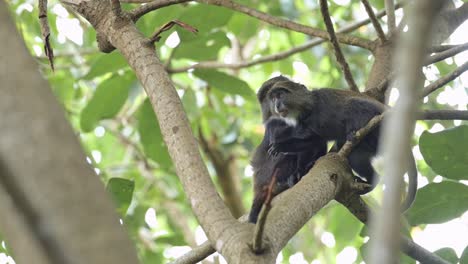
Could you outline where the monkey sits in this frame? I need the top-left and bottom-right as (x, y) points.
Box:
(248, 117), (327, 223)
(257, 76), (418, 211)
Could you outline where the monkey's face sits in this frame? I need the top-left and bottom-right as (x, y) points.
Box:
(257, 76), (309, 122)
(267, 86), (300, 122)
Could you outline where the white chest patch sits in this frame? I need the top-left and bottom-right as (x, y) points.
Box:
(283, 117), (297, 127)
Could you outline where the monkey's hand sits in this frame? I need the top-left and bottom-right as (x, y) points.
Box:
(267, 144), (280, 157)
(267, 143), (292, 157)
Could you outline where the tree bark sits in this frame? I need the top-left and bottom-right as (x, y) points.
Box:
(0, 3), (139, 264)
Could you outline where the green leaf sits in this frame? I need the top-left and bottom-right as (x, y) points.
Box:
(181, 88), (199, 119)
(48, 72), (75, 105)
(177, 4), (233, 40)
(406, 181), (468, 225)
(140, 250), (163, 264)
(106, 178), (134, 216)
(460, 245), (468, 264)
(173, 31), (230, 61)
(137, 99), (172, 167)
(227, 13), (259, 42)
(419, 126), (468, 180)
(327, 204), (363, 252)
(83, 52), (129, 80)
(193, 69), (256, 100)
(434, 248), (459, 263)
(80, 73), (134, 132)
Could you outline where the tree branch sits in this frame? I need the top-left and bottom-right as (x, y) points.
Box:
(425, 42), (468, 65)
(319, 0), (359, 92)
(418, 110), (468, 120)
(368, 1), (444, 263)
(169, 241), (215, 264)
(38, 0), (54, 70)
(338, 114), (384, 157)
(196, 0), (374, 50)
(422, 60), (468, 97)
(385, 0), (396, 34)
(0, 3), (139, 263)
(337, 196), (450, 264)
(198, 127), (245, 218)
(361, 0), (386, 42)
(169, 5), (401, 73)
(130, 0), (192, 21)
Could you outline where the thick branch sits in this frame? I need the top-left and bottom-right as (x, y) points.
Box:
(319, 0), (359, 92)
(369, 1), (444, 263)
(60, 2), (257, 262)
(0, 3), (139, 263)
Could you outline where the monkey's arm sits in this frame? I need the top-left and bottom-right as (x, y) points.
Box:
(269, 133), (325, 156)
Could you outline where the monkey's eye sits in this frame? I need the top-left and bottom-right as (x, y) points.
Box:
(269, 88), (289, 99)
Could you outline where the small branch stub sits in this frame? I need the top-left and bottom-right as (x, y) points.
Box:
(251, 172), (277, 254)
(38, 0), (54, 71)
(150, 20), (198, 44)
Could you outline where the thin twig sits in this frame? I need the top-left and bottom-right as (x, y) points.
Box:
(338, 114), (384, 157)
(338, 107), (468, 158)
(35, 48), (99, 60)
(130, 0), (192, 21)
(169, 3), (405, 73)
(422, 60), (468, 97)
(361, 0), (386, 42)
(149, 20), (198, 43)
(425, 42), (468, 65)
(38, 0), (54, 70)
(418, 110), (468, 120)
(319, 0), (359, 92)
(251, 172), (277, 254)
(196, 0), (373, 50)
(168, 241), (214, 264)
(385, 0), (396, 34)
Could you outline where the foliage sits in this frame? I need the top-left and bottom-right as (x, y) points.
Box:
(4, 0), (468, 263)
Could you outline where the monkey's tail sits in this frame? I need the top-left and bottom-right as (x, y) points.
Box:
(401, 151), (418, 212)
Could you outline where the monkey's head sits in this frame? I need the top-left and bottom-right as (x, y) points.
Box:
(257, 76), (310, 122)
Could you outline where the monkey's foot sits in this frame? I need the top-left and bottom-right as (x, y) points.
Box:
(351, 177), (373, 194)
(346, 131), (357, 143)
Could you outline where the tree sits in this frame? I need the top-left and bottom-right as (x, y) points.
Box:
(1, 0), (468, 263)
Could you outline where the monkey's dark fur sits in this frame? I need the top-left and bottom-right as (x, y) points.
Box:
(250, 76), (417, 215)
(248, 118), (326, 223)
